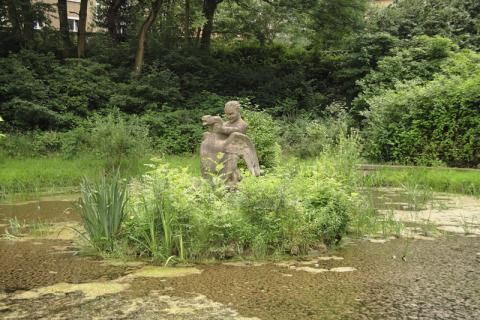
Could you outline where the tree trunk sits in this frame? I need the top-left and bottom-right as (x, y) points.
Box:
(200, 0), (219, 50)
(20, 0), (34, 48)
(6, 0), (22, 46)
(195, 27), (201, 46)
(133, 0), (164, 77)
(184, 0), (191, 43)
(57, 0), (71, 57)
(106, 0), (125, 42)
(77, 0), (88, 57)
(164, 0), (175, 48)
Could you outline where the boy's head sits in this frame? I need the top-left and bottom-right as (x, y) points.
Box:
(224, 100), (241, 122)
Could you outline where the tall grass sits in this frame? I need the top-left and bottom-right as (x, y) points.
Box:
(0, 155), (104, 200)
(77, 173), (128, 251)
(0, 154), (149, 201)
(362, 167), (480, 196)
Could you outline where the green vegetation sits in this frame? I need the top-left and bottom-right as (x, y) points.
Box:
(77, 173), (128, 251)
(2, 217), (53, 239)
(0, 155), (104, 199)
(77, 131), (362, 261)
(359, 36), (480, 167)
(1, 0), (480, 262)
(363, 167), (480, 196)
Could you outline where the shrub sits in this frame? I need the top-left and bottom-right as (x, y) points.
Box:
(127, 162), (196, 260)
(89, 111), (151, 172)
(362, 49), (480, 167)
(140, 92), (225, 155)
(279, 117), (333, 158)
(242, 107), (281, 169)
(237, 174), (306, 255)
(115, 151), (360, 261)
(304, 178), (351, 246)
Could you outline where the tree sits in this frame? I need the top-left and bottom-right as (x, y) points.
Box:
(371, 0), (480, 49)
(57, 0), (71, 57)
(200, 0), (223, 50)
(215, 0), (314, 46)
(5, 0), (23, 45)
(184, 0), (191, 43)
(19, 0), (34, 48)
(3, 0), (45, 50)
(133, 0), (164, 76)
(313, 0), (368, 49)
(77, 0), (88, 57)
(105, 0), (127, 42)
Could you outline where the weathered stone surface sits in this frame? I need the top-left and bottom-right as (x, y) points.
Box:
(200, 101), (260, 187)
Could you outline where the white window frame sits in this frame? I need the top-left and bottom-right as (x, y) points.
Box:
(34, 21), (44, 30)
(68, 16), (79, 33)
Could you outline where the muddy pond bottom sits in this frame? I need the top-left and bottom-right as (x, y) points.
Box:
(1, 236), (479, 319)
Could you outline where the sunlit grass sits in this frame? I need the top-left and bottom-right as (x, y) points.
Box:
(362, 167), (480, 196)
(0, 154), (199, 201)
(162, 154), (200, 176)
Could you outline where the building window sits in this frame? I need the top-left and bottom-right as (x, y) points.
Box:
(34, 21), (44, 30)
(68, 17), (79, 32)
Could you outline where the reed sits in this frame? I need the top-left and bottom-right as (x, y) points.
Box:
(77, 172), (128, 251)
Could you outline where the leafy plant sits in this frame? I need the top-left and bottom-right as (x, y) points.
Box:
(89, 110), (151, 172)
(77, 172), (128, 251)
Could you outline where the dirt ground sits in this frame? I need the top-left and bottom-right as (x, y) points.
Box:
(1, 196), (480, 319)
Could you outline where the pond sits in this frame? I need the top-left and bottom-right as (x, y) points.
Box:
(0, 191), (479, 319)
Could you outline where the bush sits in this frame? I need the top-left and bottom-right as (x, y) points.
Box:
(127, 161), (197, 260)
(110, 146), (361, 261)
(353, 36), (458, 118)
(237, 174), (306, 255)
(304, 178), (351, 246)
(242, 106), (281, 169)
(362, 49), (480, 167)
(89, 111), (151, 172)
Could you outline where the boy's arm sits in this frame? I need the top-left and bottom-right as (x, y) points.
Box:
(216, 121), (247, 135)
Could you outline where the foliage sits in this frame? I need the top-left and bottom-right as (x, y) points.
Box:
(362, 47), (480, 167)
(242, 107), (281, 169)
(362, 167), (480, 197)
(215, 0), (313, 47)
(101, 132), (362, 261)
(312, 0), (368, 49)
(370, 0), (480, 50)
(353, 36), (459, 117)
(89, 111), (151, 172)
(127, 161), (196, 261)
(0, 51), (114, 130)
(77, 173), (128, 251)
(140, 93), (224, 154)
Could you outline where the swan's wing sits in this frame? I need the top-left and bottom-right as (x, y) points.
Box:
(224, 133), (260, 176)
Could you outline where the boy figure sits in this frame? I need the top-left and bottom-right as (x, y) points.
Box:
(214, 100), (248, 136)
(200, 100), (260, 187)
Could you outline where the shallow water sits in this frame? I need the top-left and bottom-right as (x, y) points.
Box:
(366, 188), (480, 235)
(0, 191), (479, 319)
(0, 196), (79, 233)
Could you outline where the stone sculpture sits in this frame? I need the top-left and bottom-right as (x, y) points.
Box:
(200, 101), (260, 187)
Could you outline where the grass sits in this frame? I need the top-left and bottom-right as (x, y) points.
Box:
(0, 154), (154, 202)
(362, 166), (480, 196)
(2, 217), (53, 239)
(162, 154), (200, 176)
(0, 155), (103, 200)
